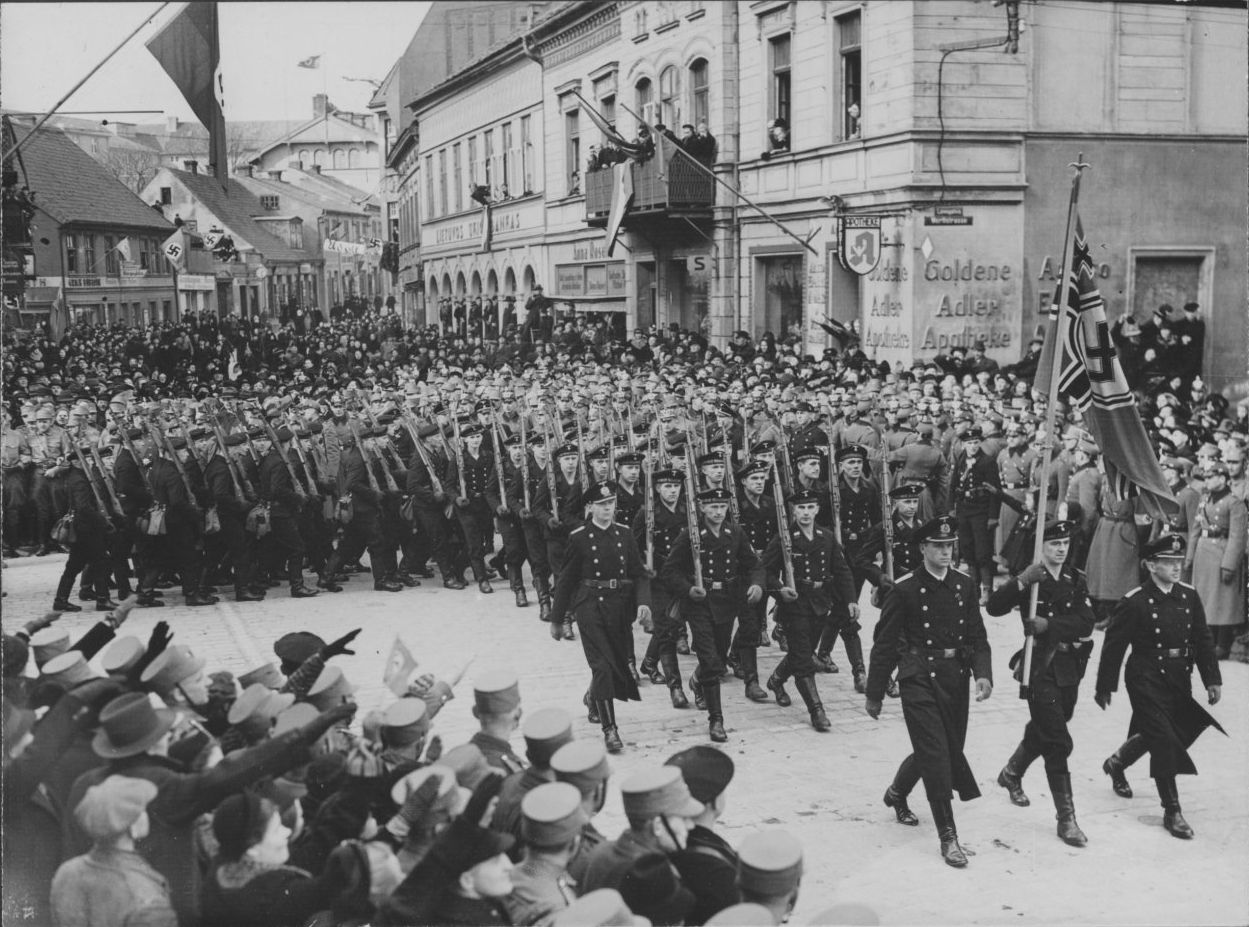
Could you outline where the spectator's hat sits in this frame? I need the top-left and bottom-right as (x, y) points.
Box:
(29, 627), (71, 668)
(697, 487), (733, 504)
(552, 889), (650, 927)
(786, 488), (821, 507)
(522, 781), (588, 848)
(1042, 519), (1077, 541)
(227, 683), (294, 738)
(552, 739), (613, 795)
(238, 662), (285, 690)
(473, 669), (521, 714)
(440, 743), (494, 790)
(75, 775), (159, 841)
(306, 665), (357, 711)
(93, 692), (179, 758)
(621, 853), (697, 926)
(890, 483), (924, 501)
(665, 745), (734, 804)
(41, 651), (96, 689)
(737, 829), (804, 895)
(916, 515), (958, 544)
(273, 631), (325, 671)
(963, 426), (984, 441)
(1144, 533), (1186, 560)
(523, 707), (575, 766)
(381, 698), (429, 747)
(621, 766), (703, 818)
(837, 443), (868, 463)
(706, 904), (776, 925)
(140, 645), (206, 696)
(100, 636), (145, 676)
(584, 481), (619, 504)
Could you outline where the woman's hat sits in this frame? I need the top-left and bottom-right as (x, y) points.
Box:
(74, 775), (159, 841)
(92, 692), (179, 759)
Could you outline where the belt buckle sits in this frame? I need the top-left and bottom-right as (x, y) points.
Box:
(944, 648), (956, 658)
(607, 578), (618, 590)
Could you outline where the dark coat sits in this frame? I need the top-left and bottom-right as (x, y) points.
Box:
(949, 449), (999, 517)
(1095, 578), (1223, 777)
(671, 825), (739, 926)
(760, 524), (856, 619)
(200, 862), (338, 927)
(865, 565), (993, 801)
(855, 514), (923, 593)
(259, 449), (302, 519)
(113, 447), (151, 519)
(986, 564), (1096, 687)
(662, 521), (764, 625)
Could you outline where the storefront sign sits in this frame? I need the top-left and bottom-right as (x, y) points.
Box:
(555, 262), (626, 299)
(839, 216), (883, 276)
(607, 264), (626, 296)
(66, 275), (102, 288)
(557, 265), (585, 297)
(573, 241), (609, 262)
(585, 265), (608, 297)
(178, 274), (215, 291)
(120, 262), (147, 279)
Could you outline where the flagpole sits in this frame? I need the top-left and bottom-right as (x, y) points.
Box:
(1, 2), (171, 161)
(1020, 152), (1090, 699)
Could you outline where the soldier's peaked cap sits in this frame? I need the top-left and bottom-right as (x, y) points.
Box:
(1144, 533), (1186, 560)
(737, 829), (804, 895)
(652, 468), (683, 485)
(1042, 519), (1076, 541)
(620, 766), (703, 818)
(889, 483), (924, 500)
(523, 707), (575, 758)
(584, 481), (619, 504)
(697, 487), (733, 504)
(551, 739), (612, 792)
(473, 669), (521, 714)
(917, 515), (958, 543)
(521, 781), (587, 847)
(837, 444), (868, 462)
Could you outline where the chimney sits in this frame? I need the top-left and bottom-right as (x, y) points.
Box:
(267, 170), (283, 181)
(309, 164), (322, 175)
(184, 160), (199, 174)
(245, 165), (255, 178)
(166, 115), (179, 133)
(313, 93), (329, 118)
(288, 159), (303, 171)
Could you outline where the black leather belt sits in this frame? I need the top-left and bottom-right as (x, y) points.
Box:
(798, 580), (826, 590)
(911, 646), (959, 659)
(583, 579), (633, 590)
(1003, 482), (1026, 489)
(1201, 529), (1226, 538)
(1159, 647), (1189, 659)
(1054, 640), (1092, 652)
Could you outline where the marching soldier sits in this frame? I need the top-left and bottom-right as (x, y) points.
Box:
(636, 467), (693, 708)
(498, 433), (533, 607)
(986, 520), (1095, 847)
(948, 426), (1001, 605)
(534, 442), (586, 619)
(520, 432), (554, 617)
(326, 424), (400, 593)
(548, 481), (652, 754)
(660, 487), (765, 743)
(1095, 533), (1224, 839)
(865, 515), (993, 868)
(203, 431), (264, 602)
(446, 421), (497, 594)
(405, 421), (467, 589)
(727, 462), (776, 702)
(761, 489), (857, 733)
(149, 433), (214, 607)
(258, 425), (319, 598)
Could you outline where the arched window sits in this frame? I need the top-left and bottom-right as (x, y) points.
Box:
(298, 149), (311, 166)
(689, 59), (709, 129)
(314, 148), (328, 167)
(635, 78), (654, 131)
(333, 148), (347, 169)
(659, 67), (680, 127)
(348, 148), (361, 168)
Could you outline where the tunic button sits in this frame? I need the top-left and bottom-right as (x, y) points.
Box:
(931, 672), (937, 678)
(922, 605), (928, 612)
(924, 622), (930, 628)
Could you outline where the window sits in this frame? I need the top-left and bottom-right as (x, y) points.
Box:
(467, 136), (477, 185)
(500, 122), (513, 198)
(635, 78), (655, 129)
(160, 186), (172, 205)
(483, 129), (495, 192)
(453, 143), (463, 212)
(659, 67), (680, 127)
(83, 235), (96, 274)
(520, 114), (534, 194)
(139, 239), (150, 271)
(689, 59), (709, 128)
(770, 34), (792, 128)
(438, 150), (448, 216)
(104, 235), (119, 275)
(565, 109), (581, 195)
(425, 155), (434, 219)
(599, 94), (616, 139)
(382, 117), (394, 158)
(65, 234), (79, 273)
(333, 148), (347, 169)
(837, 10), (862, 139)
(260, 194), (280, 210)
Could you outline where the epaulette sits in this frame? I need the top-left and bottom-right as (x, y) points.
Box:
(894, 571), (914, 583)
(570, 525), (586, 535)
(950, 566), (970, 578)
(1123, 585), (1142, 598)
(1178, 581), (1195, 591)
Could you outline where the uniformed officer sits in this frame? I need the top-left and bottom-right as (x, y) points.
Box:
(1188, 461), (1246, 658)
(949, 426), (1001, 605)
(405, 421), (466, 589)
(734, 830), (803, 926)
(497, 433), (532, 607)
(506, 782), (587, 926)
(446, 421), (498, 593)
(468, 669), (527, 773)
(760, 488), (857, 732)
(549, 481), (652, 754)
(986, 520), (1095, 847)
(519, 432), (555, 616)
(865, 515), (993, 868)
(661, 487), (765, 743)
(636, 467), (692, 707)
(727, 461), (776, 701)
(1094, 533), (1224, 839)
(493, 707), (576, 843)
(666, 746), (740, 926)
(259, 425), (318, 598)
(534, 442), (586, 614)
(550, 739), (613, 885)
(613, 451), (646, 529)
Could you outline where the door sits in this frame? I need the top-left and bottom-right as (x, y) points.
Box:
(636, 260), (656, 330)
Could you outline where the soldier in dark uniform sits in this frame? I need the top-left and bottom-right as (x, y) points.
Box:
(661, 487), (765, 743)
(949, 425), (1002, 605)
(636, 468), (693, 708)
(112, 429), (162, 607)
(519, 433), (553, 617)
(815, 444), (878, 689)
(792, 449), (831, 527)
(534, 443), (586, 618)
(788, 401), (828, 472)
(666, 746), (740, 926)
(497, 433), (533, 608)
(727, 462), (776, 702)
(760, 488), (857, 732)
(149, 433), (215, 606)
(49, 446), (113, 612)
(865, 515), (993, 868)
(612, 451), (645, 528)
(446, 422), (498, 594)
(327, 424), (401, 592)
(468, 669), (528, 774)
(405, 422), (466, 589)
(856, 483), (924, 600)
(258, 425), (318, 598)
(1094, 533), (1224, 839)
(986, 520), (1095, 847)
(203, 431), (263, 602)
(548, 481), (652, 754)
(550, 739), (613, 885)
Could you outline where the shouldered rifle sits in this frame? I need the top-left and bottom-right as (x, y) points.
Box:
(256, 411), (304, 497)
(449, 414), (469, 499)
(280, 418), (321, 496)
(683, 438), (704, 588)
(71, 442), (111, 520)
(879, 447), (895, 581)
(490, 409), (508, 507)
(644, 454), (656, 571)
(347, 419), (383, 494)
(574, 415), (588, 486)
(207, 420), (249, 505)
(402, 412), (447, 497)
(721, 439), (740, 523)
(771, 414), (795, 496)
(109, 412), (155, 496)
(826, 424), (844, 544)
(518, 409), (531, 511)
(148, 418), (199, 510)
(542, 408), (561, 523)
(772, 457), (797, 591)
(87, 443), (125, 517)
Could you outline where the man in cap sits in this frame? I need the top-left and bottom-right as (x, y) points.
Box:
(760, 487), (857, 732)
(147, 432), (215, 608)
(666, 746), (740, 925)
(865, 515), (993, 868)
(258, 425), (319, 598)
(493, 707), (575, 841)
(405, 419), (467, 590)
(1062, 438), (1101, 572)
(985, 520), (1095, 846)
(888, 422), (947, 515)
(551, 739), (613, 884)
(637, 467), (695, 706)
(661, 487), (765, 742)
(1095, 533), (1223, 839)
(468, 669), (527, 773)
(1188, 461), (1246, 659)
(727, 461), (777, 698)
(534, 442), (588, 626)
(948, 425), (1001, 604)
(1, 403), (32, 558)
(28, 403), (72, 556)
(581, 765), (703, 893)
(446, 420), (499, 594)
(505, 782), (587, 925)
(549, 481), (652, 754)
(735, 830), (803, 925)
(202, 430), (264, 602)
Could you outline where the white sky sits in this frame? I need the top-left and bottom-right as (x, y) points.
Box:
(1, 2), (432, 124)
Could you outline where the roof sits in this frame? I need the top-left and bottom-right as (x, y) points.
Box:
(164, 167), (313, 263)
(236, 174), (369, 217)
(250, 112), (378, 157)
(10, 123), (175, 232)
(284, 169), (378, 207)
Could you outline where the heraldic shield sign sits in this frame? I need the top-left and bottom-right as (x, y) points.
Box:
(839, 215), (883, 276)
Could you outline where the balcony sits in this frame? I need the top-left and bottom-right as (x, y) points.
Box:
(585, 155), (715, 227)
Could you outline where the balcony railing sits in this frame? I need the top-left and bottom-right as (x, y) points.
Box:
(585, 155), (715, 225)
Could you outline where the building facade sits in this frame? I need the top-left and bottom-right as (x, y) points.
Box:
(248, 95), (383, 192)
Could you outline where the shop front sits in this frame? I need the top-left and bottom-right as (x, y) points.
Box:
(548, 237), (629, 339)
(24, 273), (177, 326)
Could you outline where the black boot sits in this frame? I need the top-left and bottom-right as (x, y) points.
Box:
(767, 660), (792, 707)
(1103, 734), (1146, 798)
(884, 785), (920, 826)
(478, 579), (494, 594)
(52, 598), (82, 613)
(291, 582), (319, 598)
(705, 684), (727, 743)
(997, 742), (1036, 807)
(929, 799), (969, 868)
(1047, 771), (1088, 847)
(234, 585), (265, 602)
(562, 619), (575, 640)
(740, 649), (769, 702)
(509, 566), (528, 606)
(514, 586), (529, 607)
(794, 675), (831, 732)
(536, 575), (552, 620)
(96, 598), (121, 611)
(661, 652), (689, 708)
(676, 626), (691, 655)
(639, 656), (664, 685)
(627, 657), (641, 686)
(318, 554), (344, 592)
(599, 698), (623, 754)
(583, 691), (600, 724)
(689, 672), (706, 711)
(1156, 777), (1193, 839)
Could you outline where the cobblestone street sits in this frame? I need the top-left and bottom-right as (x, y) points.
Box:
(5, 553), (1246, 925)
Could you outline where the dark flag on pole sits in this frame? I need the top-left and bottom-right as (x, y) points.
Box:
(147, 2), (228, 185)
(571, 90), (645, 158)
(1035, 214), (1176, 518)
(604, 163), (633, 257)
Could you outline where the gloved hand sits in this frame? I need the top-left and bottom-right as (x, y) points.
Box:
(322, 628), (362, 660)
(865, 698), (882, 719)
(637, 605), (653, 633)
(146, 621), (174, 658)
(1024, 615), (1050, 635)
(496, 505), (510, 518)
(1016, 562), (1047, 587)
(688, 586), (707, 601)
(1094, 691), (1112, 710)
(778, 586), (799, 602)
(746, 584), (763, 604)
(398, 774), (444, 827)
(547, 516), (561, 530)
(975, 678), (993, 701)
(462, 769), (505, 828)
(520, 507), (533, 519)
(455, 496), (470, 508)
